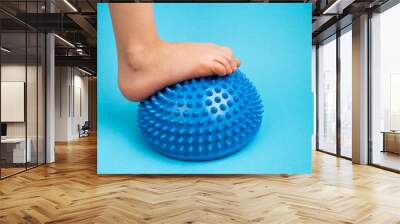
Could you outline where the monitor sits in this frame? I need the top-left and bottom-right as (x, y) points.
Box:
(1, 123), (7, 137)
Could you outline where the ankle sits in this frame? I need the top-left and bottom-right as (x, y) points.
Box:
(123, 39), (165, 70)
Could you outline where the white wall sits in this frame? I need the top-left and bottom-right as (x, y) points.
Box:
(72, 73), (89, 138)
(1, 65), (40, 138)
(54, 67), (89, 141)
(1, 65), (26, 133)
(55, 67), (70, 141)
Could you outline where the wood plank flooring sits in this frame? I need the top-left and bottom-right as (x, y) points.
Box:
(1, 135), (400, 224)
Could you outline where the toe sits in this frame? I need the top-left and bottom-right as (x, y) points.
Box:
(216, 56), (233, 75)
(235, 58), (241, 68)
(230, 57), (237, 72)
(212, 60), (227, 76)
(226, 53), (237, 72)
(221, 46), (237, 73)
(222, 57), (234, 74)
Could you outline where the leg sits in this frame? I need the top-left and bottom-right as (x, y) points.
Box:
(110, 3), (241, 101)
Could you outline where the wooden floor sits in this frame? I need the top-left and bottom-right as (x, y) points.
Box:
(372, 150), (400, 171)
(0, 167), (26, 178)
(1, 135), (400, 224)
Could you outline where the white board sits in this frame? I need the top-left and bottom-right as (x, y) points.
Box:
(1, 82), (25, 122)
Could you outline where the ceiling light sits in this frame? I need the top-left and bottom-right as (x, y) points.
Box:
(76, 48), (85, 56)
(54, 34), (75, 48)
(63, 0), (78, 12)
(322, 0), (354, 15)
(1, 47), (11, 53)
(78, 67), (93, 76)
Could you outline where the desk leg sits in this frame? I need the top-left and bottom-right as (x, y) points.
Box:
(382, 133), (386, 153)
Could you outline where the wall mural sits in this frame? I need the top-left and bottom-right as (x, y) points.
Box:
(97, 3), (313, 174)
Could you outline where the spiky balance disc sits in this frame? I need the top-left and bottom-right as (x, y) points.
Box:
(138, 70), (263, 161)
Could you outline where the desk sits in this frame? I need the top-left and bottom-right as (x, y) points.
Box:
(382, 131), (400, 154)
(1, 138), (31, 163)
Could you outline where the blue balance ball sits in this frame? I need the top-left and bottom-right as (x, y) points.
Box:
(138, 70), (263, 161)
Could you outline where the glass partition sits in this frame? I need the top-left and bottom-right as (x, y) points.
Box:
(339, 28), (352, 158)
(27, 31), (38, 169)
(1, 30), (28, 178)
(0, 1), (46, 179)
(371, 3), (400, 171)
(317, 35), (337, 154)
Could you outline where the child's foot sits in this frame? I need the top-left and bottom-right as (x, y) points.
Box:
(117, 41), (241, 101)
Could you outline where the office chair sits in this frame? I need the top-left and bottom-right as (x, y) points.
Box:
(79, 121), (90, 138)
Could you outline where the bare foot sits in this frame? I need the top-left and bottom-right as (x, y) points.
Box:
(117, 41), (241, 101)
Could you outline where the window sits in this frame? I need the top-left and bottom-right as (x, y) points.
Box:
(316, 25), (353, 159)
(339, 28), (352, 158)
(317, 36), (337, 154)
(371, 3), (400, 171)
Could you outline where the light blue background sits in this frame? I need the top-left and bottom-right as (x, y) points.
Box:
(97, 3), (313, 174)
